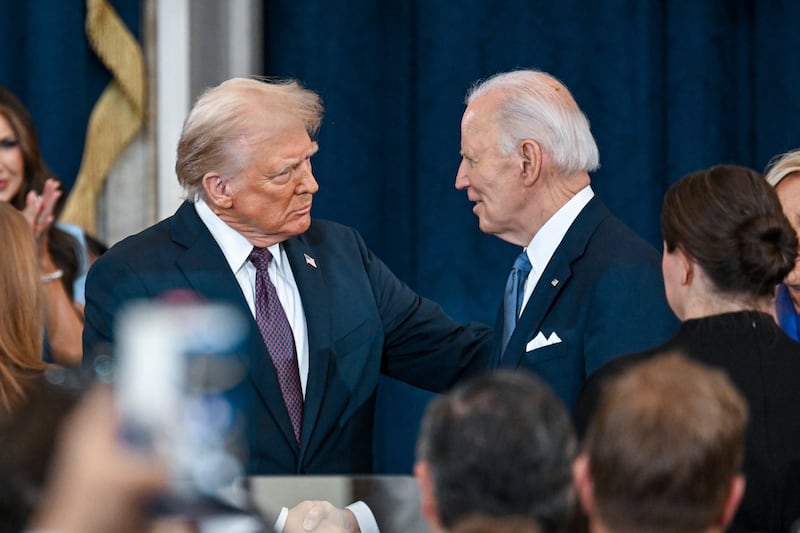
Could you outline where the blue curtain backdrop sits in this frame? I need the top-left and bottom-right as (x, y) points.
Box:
(4, 1), (799, 475)
(263, 0), (800, 473)
(0, 0), (140, 192)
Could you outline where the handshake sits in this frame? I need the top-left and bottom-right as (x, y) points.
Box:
(282, 501), (361, 533)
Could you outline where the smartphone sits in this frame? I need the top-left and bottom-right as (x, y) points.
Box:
(115, 299), (248, 499)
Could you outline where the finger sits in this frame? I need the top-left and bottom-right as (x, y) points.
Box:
(303, 504), (324, 531)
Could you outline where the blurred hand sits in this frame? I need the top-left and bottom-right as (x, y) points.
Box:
(22, 178), (62, 240)
(28, 385), (168, 533)
(284, 500), (361, 533)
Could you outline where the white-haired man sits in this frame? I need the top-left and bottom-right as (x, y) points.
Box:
(455, 70), (677, 408)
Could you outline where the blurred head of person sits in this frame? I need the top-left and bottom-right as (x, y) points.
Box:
(660, 164), (797, 320)
(415, 370), (576, 533)
(449, 514), (541, 533)
(574, 353), (748, 533)
(176, 77), (323, 248)
(0, 202), (46, 410)
(765, 149), (800, 309)
(0, 87), (51, 208)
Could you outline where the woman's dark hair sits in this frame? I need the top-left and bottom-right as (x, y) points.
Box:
(0, 87), (84, 301)
(662, 164), (797, 297)
(0, 87), (51, 210)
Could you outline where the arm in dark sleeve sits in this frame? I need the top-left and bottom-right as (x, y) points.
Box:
(352, 229), (494, 391)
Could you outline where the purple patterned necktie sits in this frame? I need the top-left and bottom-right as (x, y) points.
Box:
(249, 247), (303, 445)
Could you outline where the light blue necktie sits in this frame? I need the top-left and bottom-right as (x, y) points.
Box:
(502, 251), (533, 353)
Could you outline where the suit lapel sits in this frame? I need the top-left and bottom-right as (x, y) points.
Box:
(170, 202), (298, 449)
(500, 197), (610, 368)
(283, 234), (331, 461)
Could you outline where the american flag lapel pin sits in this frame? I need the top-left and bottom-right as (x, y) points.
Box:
(304, 253), (317, 268)
(550, 278), (559, 287)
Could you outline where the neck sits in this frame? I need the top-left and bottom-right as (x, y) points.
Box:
(590, 518), (723, 533)
(214, 207), (283, 248)
(523, 171), (590, 242)
(680, 292), (771, 321)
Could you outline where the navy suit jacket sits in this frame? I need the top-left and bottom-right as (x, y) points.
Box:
(83, 202), (493, 474)
(497, 197), (678, 409)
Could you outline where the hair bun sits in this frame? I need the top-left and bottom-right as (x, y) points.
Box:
(737, 213), (797, 289)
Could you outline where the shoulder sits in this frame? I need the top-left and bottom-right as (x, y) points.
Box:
(566, 197), (661, 269)
(299, 219), (370, 257)
(303, 218), (361, 242)
(592, 215), (660, 263)
(95, 208), (189, 269)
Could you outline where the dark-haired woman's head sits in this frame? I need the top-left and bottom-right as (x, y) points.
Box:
(0, 87), (51, 209)
(661, 164), (797, 319)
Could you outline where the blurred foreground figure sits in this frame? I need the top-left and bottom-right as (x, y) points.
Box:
(414, 370), (576, 533)
(28, 386), (168, 533)
(575, 354), (747, 533)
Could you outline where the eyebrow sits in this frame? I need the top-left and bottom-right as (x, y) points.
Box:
(273, 142), (319, 175)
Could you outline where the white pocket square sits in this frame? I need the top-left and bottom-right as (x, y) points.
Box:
(526, 331), (562, 352)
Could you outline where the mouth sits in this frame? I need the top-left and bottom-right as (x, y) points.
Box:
(294, 204), (312, 216)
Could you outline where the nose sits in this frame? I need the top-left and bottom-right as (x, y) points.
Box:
(455, 160), (470, 190)
(296, 159), (319, 194)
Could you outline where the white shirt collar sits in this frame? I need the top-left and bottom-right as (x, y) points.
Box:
(194, 198), (284, 273)
(525, 185), (594, 276)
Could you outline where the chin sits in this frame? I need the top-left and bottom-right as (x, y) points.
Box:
(296, 215), (312, 234)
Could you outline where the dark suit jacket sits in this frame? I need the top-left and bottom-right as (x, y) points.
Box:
(497, 197), (678, 409)
(83, 202), (493, 474)
(575, 311), (800, 533)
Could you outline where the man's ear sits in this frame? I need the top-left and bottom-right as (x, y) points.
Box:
(519, 139), (543, 187)
(718, 474), (745, 531)
(203, 172), (234, 209)
(414, 461), (441, 528)
(572, 453), (596, 515)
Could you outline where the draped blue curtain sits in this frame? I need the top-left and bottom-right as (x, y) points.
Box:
(264, 0), (800, 473)
(0, 0), (140, 192)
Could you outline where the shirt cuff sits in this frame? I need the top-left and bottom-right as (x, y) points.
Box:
(274, 506), (289, 532)
(346, 500), (379, 533)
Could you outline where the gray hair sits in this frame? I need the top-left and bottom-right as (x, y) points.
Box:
(765, 148), (800, 187)
(466, 70), (599, 174)
(175, 77), (323, 200)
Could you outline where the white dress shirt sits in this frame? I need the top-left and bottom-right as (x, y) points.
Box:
(193, 200), (379, 533)
(195, 199), (310, 395)
(519, 185), (595, 314)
